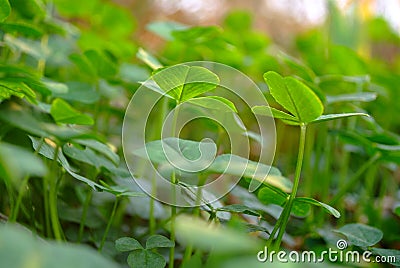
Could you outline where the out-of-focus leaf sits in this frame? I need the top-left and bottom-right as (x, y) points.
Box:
(187, 96), (237, 112)
(0, 21), (43, 37)
(326, 92), (377, 103)
(335, 223), (383, 247)
(146, 21), (188, 41)
(136, 48), (163, 70)
(0, 142), (47, 183)
(175, 215), (261, 253)
(52, 82), (99, 104)
(370, 248), (400, 266)
(0, 224), (119, 268)
(0, 0), (10, 22)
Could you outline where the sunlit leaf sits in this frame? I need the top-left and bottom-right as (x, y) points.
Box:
(263, 71), (323, 124)
(152, 65), (219, 102)
(136, 48), (163, 70)
(312, 113), (369, 124)
(0, 0), (10, 22)
(50, 98), (94, 125)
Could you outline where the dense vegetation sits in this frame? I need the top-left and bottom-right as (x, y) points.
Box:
(0, 0), (399, 267)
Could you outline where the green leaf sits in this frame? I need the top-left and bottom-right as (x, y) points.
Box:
(4, 35), (46, 59)
(244, 224), (270, 234)
(73, 139), (119, 165)
(257, 186), (288, 207)
(279, 52), (316, 81)
(136, 48), (163, 70)
(0, 224), (119, 268)
(99, 181), (145, 197)
(115, 237), (143, 252)
(312, 113), (369, 124)
(187, 96), (237, 112)
(252, 106), (298, 123)
(0, 0), (10, 22)
(0, 142), (47, 184)
(394, 205), (400, 217)
(294, 197), (340, 218)
(0, 21), (43, 38)
(84, 50), (117, 78)
(30, 136), (107, 191)
(291, 201), (311, 217)
(370, 248), (400, 266)
(10, 0), (45, 19)
(326, 92), (377, 103)
(146, 235), (174, 249)
(52, 82), (99, 104)
(62, 144), (116, 171)
(51, 98), (94, 125)
(175, 215), (261, 253)
(209, 154), (291, 192)
(335, 223), (383, 247)
(172, 26), (221, 43)
(127, 249), (166, 268)
(0, 80), (36, 103)
(152, 65), (219, 102)
(217, 204), (260, 217)
(147, 21), (188, 41)
(263, 71), (323, 124)
(134, 137), (217, 173)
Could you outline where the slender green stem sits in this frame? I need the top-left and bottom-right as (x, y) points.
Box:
(266, 205), (287, 248)
(99, 197), (119, 252)
(10, 138), (45, 223)
(149, 173), (156, 235)
(274, 124), (307, 249)
(9, 175), (30, 222)
(49, 146), (63, 241)
(169, 102), (180, 268)
(331, 152), (380, 205)
(78, 188), (93, 243)
(43, 172), (50, 237)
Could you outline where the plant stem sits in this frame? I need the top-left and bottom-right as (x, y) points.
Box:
(266, 205), (286, 248)
(149, 173), (156, 235)
(330, 152), (380, 206)
(9, 175), (30, 222)
(99, 197), (119, 252)
(169, 103), (180, 268)
(78, 188), (93, 243)
(274, 124), (307, 249)
(49, 145), (63, 240)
